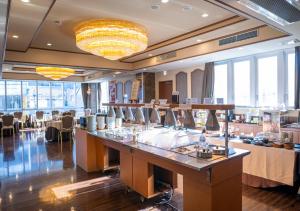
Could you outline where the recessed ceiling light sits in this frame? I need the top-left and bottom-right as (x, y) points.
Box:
(202, 13), (209, 18)
(143, 68), (147, 71)
(12, 35), (19, 39)
(148, 53), (153, 57)
(182, 5), (192, 11)
(115, 71), (121, 74)
(161, 0), (169, 3)
(47, 43), (52, 46)
(151, 4), (160, 10)
(179, 60), (183, 63)
(238, 47), (243, 50)
(163, 71), (167, 76)
(197, 39), (202, 42)
(21, 0), (30, 3)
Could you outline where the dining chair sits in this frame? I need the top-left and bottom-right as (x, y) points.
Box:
(58, 115), (74, 151)
(1, 115), (15, 139)
(62, 111), (72, 116)
(35, 111), (45, 130)
(14, 111), (24, 129)
(52, 110), (60, 116)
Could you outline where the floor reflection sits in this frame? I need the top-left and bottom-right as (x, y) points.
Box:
(0, 131), (75, 180)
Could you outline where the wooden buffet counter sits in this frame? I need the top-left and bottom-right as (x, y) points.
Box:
(76, 127), (249, 211)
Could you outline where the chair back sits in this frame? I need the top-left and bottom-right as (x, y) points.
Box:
(36, 111), (44, 120)
(52, 110), (60, 116)
(2, 115), (14, 127)
(69, 110), (76, 117)
(62, 111), (72, 116)
(14, 111), (23, 120)
(62, 115), (74, 130)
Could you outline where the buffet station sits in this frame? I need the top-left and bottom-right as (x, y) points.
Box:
(75, 103), (250, 211)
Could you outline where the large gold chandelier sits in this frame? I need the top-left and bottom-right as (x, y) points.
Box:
(36, 67), (75, 80)
(74, 19), (148, 60)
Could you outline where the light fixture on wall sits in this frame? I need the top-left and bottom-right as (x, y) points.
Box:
(86, 85), (91, 95)
(36, 67), (75, 80)
(163, 71), (167, 76)
(75, 19), (148, 60)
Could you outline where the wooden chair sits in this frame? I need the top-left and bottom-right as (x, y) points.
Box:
(1, 115), (14, 139)
(52, 110), (60, 116)
(62, 111), (72, 116)
(14, 111), (23, 129)
(35, 111), (45, 129)
(58, 115), (74, 151)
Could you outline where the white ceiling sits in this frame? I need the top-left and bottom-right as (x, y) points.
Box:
(7, 0), (235, 54)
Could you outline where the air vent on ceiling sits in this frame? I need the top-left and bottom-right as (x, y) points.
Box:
(237, 0), (300, 25)
(219, 30), (258, 46)
(156, 51), (177, 62)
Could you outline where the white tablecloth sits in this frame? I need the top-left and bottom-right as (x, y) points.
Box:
(208, 138), (297, 186)
(46, 120), (62, 130)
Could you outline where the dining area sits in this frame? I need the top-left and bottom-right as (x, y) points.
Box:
(0, 110), (77, 146)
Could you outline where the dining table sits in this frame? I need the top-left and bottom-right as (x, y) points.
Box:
(45, 119), (76, 142)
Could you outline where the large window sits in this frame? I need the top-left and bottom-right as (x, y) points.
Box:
(64, 83), (76, 107)
(234, 60), (251, 106)
(0, 80), (83, 112)
(257, 56), (278, 107)
(22, 81), (37, 109)
(214, 63), (227, 103)
(51, 82), (64, 108)
(75, 83), (83, 108)
(100, 81), (109, 110)
(6, 81), (22, 110)
(213, 49), (294, 108)
(0, 81), (5, 110)
(38, 81), (51, 109)
(288, 53), (295, 107)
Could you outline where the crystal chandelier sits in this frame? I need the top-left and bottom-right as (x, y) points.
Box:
(36, 67), (75, 80)
(74, 19), (148, 60)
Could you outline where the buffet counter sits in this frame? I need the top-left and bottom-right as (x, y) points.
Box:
(80, 127), (249, 211)
(208, 138), (300, 187)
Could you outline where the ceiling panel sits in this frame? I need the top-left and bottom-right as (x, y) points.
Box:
(6, 0), (54, 51)
(122, 18), (263, 62)
(30, 0), (235, 53)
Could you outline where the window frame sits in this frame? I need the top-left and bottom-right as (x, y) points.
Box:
(214, 48), (295, 108)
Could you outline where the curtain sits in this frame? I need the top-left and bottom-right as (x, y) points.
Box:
(97, 82), (101, 112)
(81, 83), (88, 109)
(201, 62), (215, 102)
(295, 47), (300, 109)
(191, 69), (204, 103)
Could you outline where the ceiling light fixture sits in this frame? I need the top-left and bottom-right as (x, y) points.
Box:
(148, 53), (153, 57)
(196, 39), (202, 42)
(12, 35), (19, 39)
(47, 43), (52, 46)
(161, 0), (169, 3)
(163, 71), (167, 76)
(21, 0), (30, 3)
(202, 13), (209, 18)
(75, 19), (148, 60)
(36, 67), (75, 80)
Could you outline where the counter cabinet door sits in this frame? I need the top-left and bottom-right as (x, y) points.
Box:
(120, 147), (133, 188)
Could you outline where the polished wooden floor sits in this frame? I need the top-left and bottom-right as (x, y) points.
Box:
(0, 131), (300, 211)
